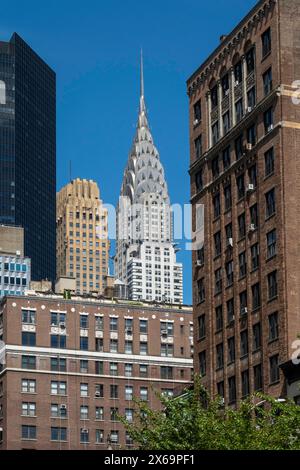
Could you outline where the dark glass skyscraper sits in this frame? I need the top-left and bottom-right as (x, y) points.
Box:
(0, 33), (56, 282)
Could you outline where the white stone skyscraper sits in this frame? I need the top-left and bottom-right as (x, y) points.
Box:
(114, 55), (183, 304)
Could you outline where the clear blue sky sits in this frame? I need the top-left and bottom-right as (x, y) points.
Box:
(1, 0), (257, 304)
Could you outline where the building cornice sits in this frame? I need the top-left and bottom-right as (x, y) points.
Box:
(187, 0), (276, 97)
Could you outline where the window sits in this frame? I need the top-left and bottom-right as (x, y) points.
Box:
(213, 193), (221, 218)
(95, 316), (104, 331)
(140, 387), (148, 401)
(270, 355), (280, 384)
(199, 351), (206, 377)
(95, 407), (104, 420)
(235, 134), (244, 160)
(110, 384), (118, 399)
(194, 100), (202, 123)
(236, 174), (245, 199)
(22, 402), (36, 417)
(80, 405), (89, 420)
(228, 337), (235, 364)
(268, 271), (278, 300)
(235, 99), (243, 123)
(254, 364), (263, 391)
(198, 315), (206, 340)
(248, 164), (257, 188)
(212, 156), (220, 179)
(80, 315), (89, 329)
(51, 381), (66, 396)
(161, 366), (173, 380)
(241, 371), (250, 398)
(216, 344), (224, 370)
(262, 28), (271, 57)
(96, 429), (104, 444)
(51, 312), (66, 327)
(211, 85), (218, 108)
(269, 312), (279, 341)
(110, 363), (118, 376)
(240, 291), (248, 315)
(266, 189), (276, 219)
(22, 309), (36, 325)
(228, 377), (236, 404)
(265, 147), (275, 176)
(223, 111), (230, 134)
(240, 331), (249, 357)
(247, 86), (256, 109)
(110, 317), (118, 332)
(221, 73), (229, 97)
(22, 332), (36, 347)
(80, 383), (88, 397)
(51, 404), (67, 418)
(263, 67), (273, 95)
(239, 252), (247, 278)
(251, 244), (260, 271)
(95, 338), (103, 352)
(246, 47), (255, 74)
(51, 357), (67, 372)
(223, 146), (231, 170)
(264, 107), (273, 133)
(140, 364), (148, 378)
(124, 363), (133, 378)
(253, 323), (261, 351)
(217, 381), (225, 399)
(80, 428), (89, 443)
(215, 268), (222, 295)
(110, 407), (119, 423)
(214, 231), (222, 257)
(250, 204), (259, 228)
(161, 343), (174, 357)
(195, 169), (203, 191)
(110, 339), (118, 353)
(234, 61), (243, 84)
(22, 425), (36, 440)
(140, 342), (148, 355)
(227, 299), (235, 324)
(125, 341), (133, 354)
(80, 337), (88, 351)
(226, 224), (232, 244)
(125, 385), (133, 401)
(125, 408), (134, 423)
(110, 430), (119, 444)
(252, 283), (261, 310)
(224, 184), (232, 211)
(22, 356), (36, 370)
(80, 360), (88, 374)
(212, 122), (219, 145)
(226, 261), (234, 287)
(238, 213), (246, 239)
(95, 361), (103, 375)
(197, 278), (205, 303)
(195, 135), (202, 159)
(267, 229), (277, 259)
(22, 379), (36, 394)
(140, 320), (148, 334)
(51, 335), (66, 349)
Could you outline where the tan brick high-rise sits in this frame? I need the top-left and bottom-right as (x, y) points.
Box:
(57, 179), (109, 296)
(188, 0), (300, 404)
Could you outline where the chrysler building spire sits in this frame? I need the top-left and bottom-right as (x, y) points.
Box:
(115, 54), (183, 305)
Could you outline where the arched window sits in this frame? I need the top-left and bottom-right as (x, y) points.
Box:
(0, 80), (6, 105)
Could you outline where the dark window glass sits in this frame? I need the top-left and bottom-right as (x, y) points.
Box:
(240, 330), (249, 357)
(235, 99), (243, 123)
(252, 283), (261, 310)
(240, 291), (248, 316)
(214, 231), (222, 257)
(22, 356), (36, 370)
(197, 278), (205, 303)
(227, 299), (235, 324)
(198, 315), (206, 340)
(22, 332), (36, 347)
(199, 351), (206, 377)
(216, 306), (223, 332)
(253, 323), (262, 351)
(216, 344), (224, 370)
(263, 68), (273, 96)
(247, 87), (256, 109)
(213, 193), (221, 218)
(241, 370), (250, 398)
(247, 124), (256, 145)
(228, 337), (235, 364)
(266, 188), (276, 218)
(235, 134), (244, 160)
(212, 122), (219, 145)
(228, 377), (236, 403)
(239, 251), (247, 278)
(236, 174), (245, 199)
(195, 169), (203, 191)
(211, 85), (218, 108)
(265, 147), (275, 176)
(51, 357), (67, 372)
(212, 156), (220, 179)
(238, 213), (246, 239)
(269, 312), (279, 341)
(251, 243), (260, 271)
(270, 355), (280, 384)
(194, 100), (202, 123)
(22, 425), (36, 440)
(262, 28), (272, 57)
(234, 61), (243, 84)
(221, 74), (229, 98)
(254, 364), (263, 391)
(267, 229), (277, 259)
(195, 136), (202, 159)
(223, 146), (231, 170)
(248, 164), (257, 188)
(224, 185), (232, 211)
(246, 48), (255, 74)
(264, 107), (273, 133)
(223, 111), (230, 134)
(215, 268), (223, 295)
(268, 271), (278, 300)
(250, 204), (259, 228)
(226, 261), (234, 287)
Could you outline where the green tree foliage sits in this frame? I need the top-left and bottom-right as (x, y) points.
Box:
(121, 377), (300, 450)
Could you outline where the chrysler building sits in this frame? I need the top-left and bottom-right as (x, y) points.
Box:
(114, 55), (183, 304)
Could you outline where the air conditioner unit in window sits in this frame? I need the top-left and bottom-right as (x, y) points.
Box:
(247, 107), (252, 113)
(193, 119), (199, 126)
(268, 124), (274, 132)
(126, 328), (133, 335)
(82, 429), (88, 434)
(161, 330), (168, 336)
(241, 307), (248, 316)
(60, 404), (67, 410)
(196, 260), (204, 267)
(95, 391), (101, 398)
(246, 143), (253, 151)
(227, 238), (234, 248)
(249, 224), (256, 232)
(59, 322), (66, 329)
(225, 89), (230, 96)
(247, 184), (255, 192)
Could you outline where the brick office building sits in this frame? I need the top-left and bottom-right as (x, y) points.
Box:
(188, 0), (300, 404)
(0, 294), (193, 450)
